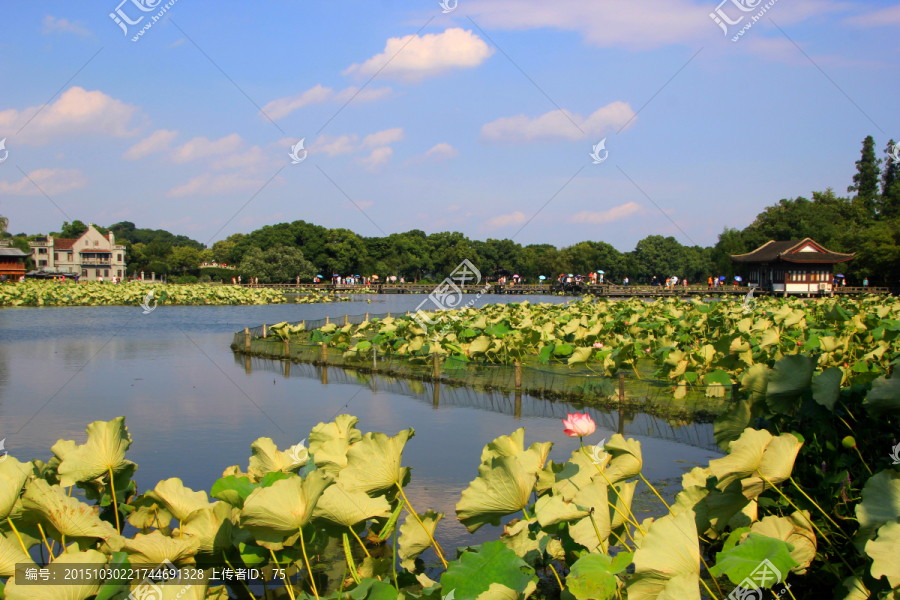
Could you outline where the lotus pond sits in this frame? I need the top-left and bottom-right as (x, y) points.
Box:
(0, 282), (354, 307)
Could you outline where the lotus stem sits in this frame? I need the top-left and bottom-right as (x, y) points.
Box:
(587, 508), (606, 553)
(349, 527), (371, 558)
(852, 446), (873, 475)
(37, 523), (53, 563)
(638, 472), (672, 512)
(787, 477), (851, 541)
(339, 560), (348, 600)
(522, 506), (531, 520)
(391, 520), (399, 592)
(396, 482), (448, 568)
(299, 526), (320, 600)
(108, 467), (120, 533)
(548, 563), (563, 590)
(785, 583), (798, 600)
(6, 517), (28, 555)
(343, 533), (361, 584)
(580, 442), (645, 535)
(700, 578), (720, 600)
(224, 556), (256, 599)
(269, 548), (297, 600)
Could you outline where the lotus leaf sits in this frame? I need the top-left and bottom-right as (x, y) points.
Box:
(247, 437), (308, 480)
(709, 533), (796, 586)
(240, 470), (332, 548)
(440, 540), (537, 600)
(626, 510), (701, 600)
(209, 475), (259, 509)
(180, 501), (233, 558)
(603, 435), (642, 484)
(863, 375), (900, 416)
(766, 355), (816, 413)
(309, 415), (363, 460)
(398, 509), (443, 571)
(811, 367), (843, 410)
(57, 417), (135, 487)
(21, 479), (117, 543)
(865, 519), (900, 588)
(147, 478), (213, 522)
(549, 449), (599, 501)
(457, 456), (536, 532)
(568, 481), (612, 552)
(0, 532), (35, 578)
(126, 493), (175, 529)
(0, 456), (32, 521)
(854, 469), (900, 551)
(746, 511), (816, 574)
(115, 529), (200, 565)
(565, 553), (632, 600)
(707, 428), (772, 490)
(338, 429), (414, 496)
(313, 482), (392, 528)
(534, 494), (589, 528)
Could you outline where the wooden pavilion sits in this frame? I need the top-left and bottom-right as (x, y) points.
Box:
(0, 247), (31, 280)
(731, 238), (854, 295)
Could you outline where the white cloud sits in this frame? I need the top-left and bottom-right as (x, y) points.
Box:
(166, 172), (269, 198)
(310, 134), (360, 157)
(465, 0), (849, 50)
(481, 101), (635, 143)
(170, 134), (243, 163)
(362, 128), (405, 148)
(209, 146), (269, 171)
(261, 84), (392, 120)
(360, 147), (393, 171)
(407, 142), (459, 164)
(124, 129), (178, 160)
(569, 202), (642, 225)
(43, 16), (92, 37)
(482, 211), (526, 231)
(343, 28), (494, 82)
(845, 4), (900, 26)
(169, 38), (185, 48)
(0, 168), (87, 196)
(0, 86), (142, 145)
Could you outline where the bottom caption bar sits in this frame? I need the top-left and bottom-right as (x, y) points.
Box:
(15, 563), (289, 585)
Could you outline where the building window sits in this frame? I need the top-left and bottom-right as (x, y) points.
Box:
(104, 269), (109, 277)
(54, 253), (59, 261)
(118, 270), (122, 278)
(38, 247), (47, 254)
(82, 269), (87, 277)
(117, 254), (122, 262)
(38, 260), (47, 266)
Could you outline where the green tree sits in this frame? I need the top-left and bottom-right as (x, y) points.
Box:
(848, 135), (882, 218)
(238, 244), (316, 283)
(168, 246), (202, 274)
(56, 220), (89, 239)
(880, 139), (900, 219)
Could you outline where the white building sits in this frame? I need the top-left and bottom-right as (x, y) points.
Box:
(29, 224), (127, 281)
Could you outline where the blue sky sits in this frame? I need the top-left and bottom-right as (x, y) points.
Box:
(0, 0), (898, 251)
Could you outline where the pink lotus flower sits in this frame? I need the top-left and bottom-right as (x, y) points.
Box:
(562, 413), (596, 438)
(645, 348), (650, 353)
(593, 342), (604, 349)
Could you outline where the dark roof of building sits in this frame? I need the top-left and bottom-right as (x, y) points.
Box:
(0, 248), (31, 257)
(731, 238), (854, 264)
(54, 238), (77, 250)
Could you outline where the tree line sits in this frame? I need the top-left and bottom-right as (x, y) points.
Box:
(3, 135), (896, 284)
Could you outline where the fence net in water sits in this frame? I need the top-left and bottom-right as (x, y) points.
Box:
(233, 312), (734, 417)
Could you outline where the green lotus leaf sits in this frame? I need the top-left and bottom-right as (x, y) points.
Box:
(707, 428), (772, 491)
(116, 529), (200, 565)
(469, 336), (491, 354)
(765, 355), (816, 413)
(338, 429), (414, 496)
(566, 553), (633, 600)
(837, 577), (870, 600)
(704, 483), (754, 534)
(626, 510), (701, 600)
(709, 532), (796, 586)
(313, 438), (354, 478)
(0, 456), (32, 521)
(4, 549), (107, 600)
(21, 479), (117, 543)
(608, 480), (638, 531)
(866, 519), (900, 588)
(440, 540), (537, 600)
(0, 531), (35, 578)
(758, 329), (780, 349)
(457, 456), (536, 532)
(309, 415), (363, 457)
(126, 493), (174, 529)
(855, 469), (900, 552)
(240, 470), (333, 549)
(548, 449), (598, 501)
(741, 434), (803, 499)
(671, 485), (710, 533)
(713, 398), (751, 453)
(534, 494), (589, 528)
(568, 347), (592, 365)
(569, 481), (612, 553)
(603, 435), (643, 484)
(746, 511), (816, 574)
(863, 375), (900, 416)
(500, 517), (559, 566)
(247, 437), (308, 480)
(149, 478), (214, 522)
(481, 431), (552, 479)
(210, 475), (258, 509)
(313, 482), (391, 528)
(180, 502), (233, 559)
(57, 417), (135, 487)
(811, 367), (843, 411)
(398, 509), (443, 571)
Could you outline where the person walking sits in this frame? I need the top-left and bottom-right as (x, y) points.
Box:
(708, 276), (713, 289)
(863, 277), (869, 287)
(624, 276), (629, 286)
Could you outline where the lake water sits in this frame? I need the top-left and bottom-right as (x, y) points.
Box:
(0, 294), (720, 554)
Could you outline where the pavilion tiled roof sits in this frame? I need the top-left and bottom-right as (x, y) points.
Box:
(731, 238), (854, 264)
